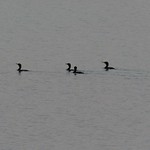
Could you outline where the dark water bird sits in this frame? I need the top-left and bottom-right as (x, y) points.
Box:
(73, 66), (84, 75)
(103, 61), (115, 71)
(66, 63), (74, 72)
(16, 63), (29, 72)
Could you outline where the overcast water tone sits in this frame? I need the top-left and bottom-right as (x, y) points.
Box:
(1, 0), (150, 150)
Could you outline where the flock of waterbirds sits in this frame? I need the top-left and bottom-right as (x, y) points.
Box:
(16, 61), (115, 74)
(66, 62), (115, 75)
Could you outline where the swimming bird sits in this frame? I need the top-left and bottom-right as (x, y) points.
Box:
(73, 66), (84, 75)
(16, 63), (29, 72)
(103, 61), (115, 71)
(66, 63), (74, 72)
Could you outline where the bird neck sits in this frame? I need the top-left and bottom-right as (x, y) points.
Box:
(68, 65), (71, 70)
(18, 65), (21, 71)
(73, 67), (77, 73)
(104, 63), (109, 68)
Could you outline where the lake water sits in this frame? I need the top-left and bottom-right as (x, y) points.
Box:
(1, 0), (150, 150)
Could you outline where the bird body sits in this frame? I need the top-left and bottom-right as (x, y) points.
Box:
(103, 61), (115, 71)
(16, 63), (29, 72)
(66, 63), (74, 72)
(73, 66), (84, 75)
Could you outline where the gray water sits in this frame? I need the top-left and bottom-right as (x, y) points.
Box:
(1, 0), (150, 150)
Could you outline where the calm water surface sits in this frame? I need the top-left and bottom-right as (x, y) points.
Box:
(1, 0), (150, 150)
